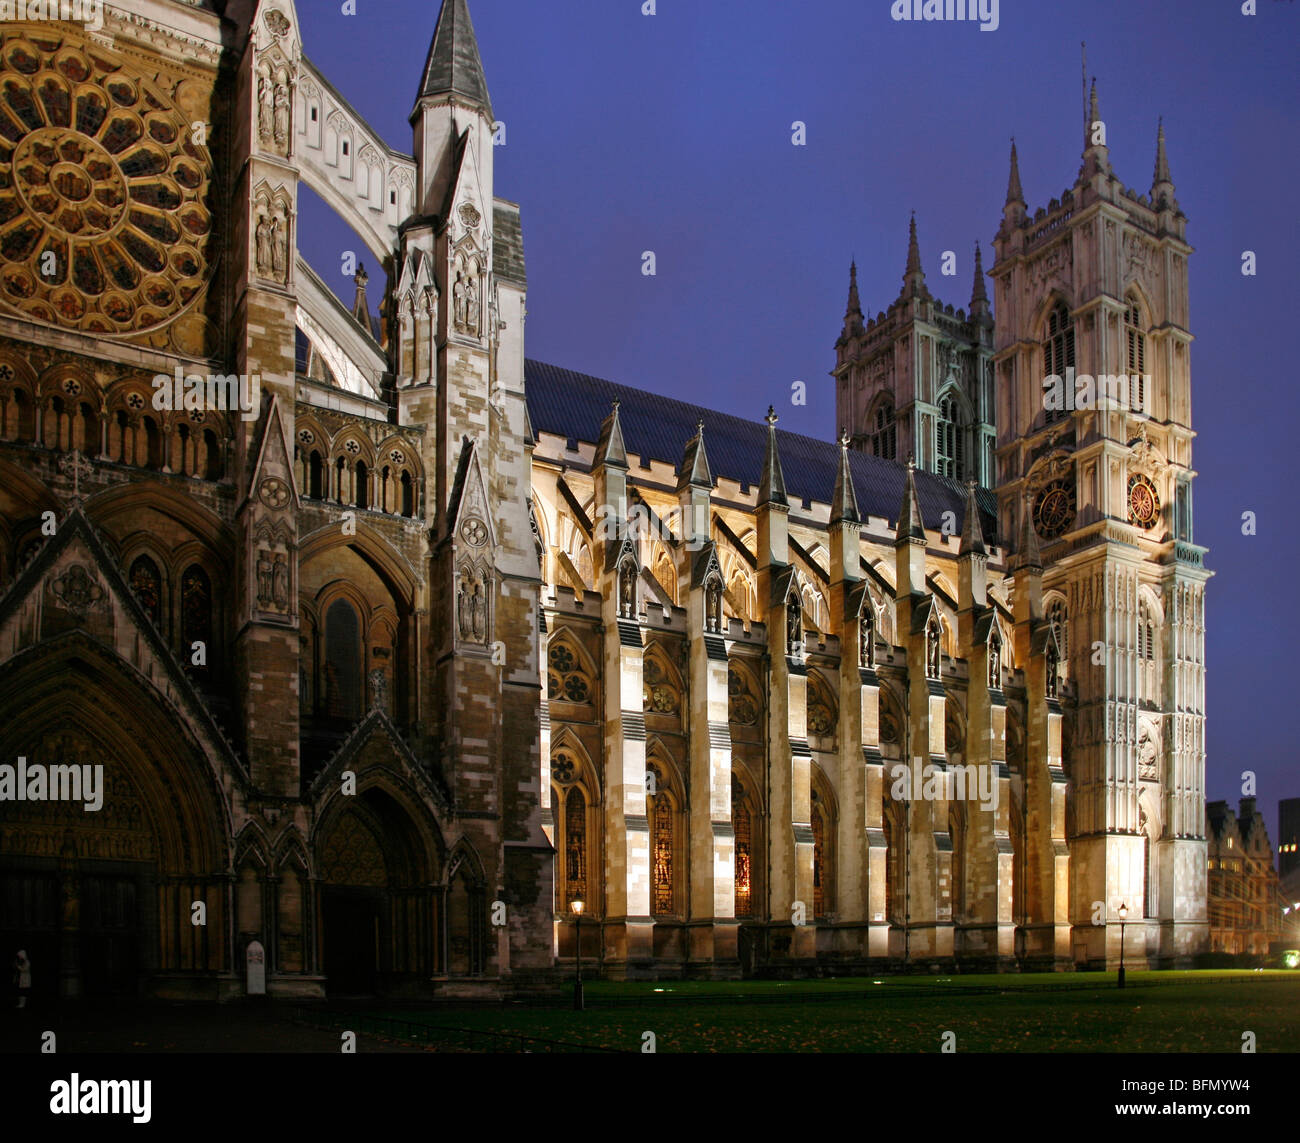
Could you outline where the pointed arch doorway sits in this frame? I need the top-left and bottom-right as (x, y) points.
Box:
(316, 787), (441, 996)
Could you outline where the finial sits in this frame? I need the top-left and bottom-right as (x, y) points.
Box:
(839, 428), (850, 450)
(612, 399), (620, 413)
(906, 454), (916, 472)
(766, 406), (778, 427)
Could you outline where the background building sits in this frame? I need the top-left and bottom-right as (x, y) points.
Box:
(1206, 799), (1281, 956)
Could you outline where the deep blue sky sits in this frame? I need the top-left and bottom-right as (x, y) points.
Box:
(295, 0), (1299, 814)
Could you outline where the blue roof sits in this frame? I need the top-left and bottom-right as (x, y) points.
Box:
(525, 360), (999, 543)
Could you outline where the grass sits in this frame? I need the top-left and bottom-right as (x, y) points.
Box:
(303, 970), (1300, 1053)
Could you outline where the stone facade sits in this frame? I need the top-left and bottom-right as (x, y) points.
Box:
(0, 0), (549, 1000)
(0, 1), (1209, 995)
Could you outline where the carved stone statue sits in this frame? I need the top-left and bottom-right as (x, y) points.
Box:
(859, 611), (874, 669)
(272, 554), (288, 609)
(465, 275), (479, 335)
(1046, 643), (1059, 699)
(255, 215), (272, 274)
(457, 574), (471, 639)
(453, 272), (467, 329)
(368, 667), (389, 713)
(988, 634), (1001, 690)
(787, 597), (802, 656)
(258, 75), (273, 143)
(256, 551), (273, 606)
(270, 216), (284, 278)
(927, 618), (942, 679)
(705, 578), (722, 634)
(470, 579), (486, 641)
(273, 82), (291, 151)
(619, 561), (635, 619)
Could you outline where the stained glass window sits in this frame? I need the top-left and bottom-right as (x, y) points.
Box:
(652, 793), (673, 914)
(565, 786), (586, 906)
(129, 555), (162, 629)
(733, 776), (752, 917)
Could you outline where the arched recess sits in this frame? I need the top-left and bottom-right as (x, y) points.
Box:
(545, 626), (597, 710)
(806, 669), (838, 744)
(642, 639), (683, 726)
(272, 830), (312, 975)
(550, 728), (600, 930)
(299, 524), (417, 730)
(645, 740), (685, 921)
(944, 692), (967, 764)
(810, 763), (837, 918)
(732, 764), (764, 921)
(313, 770), (445, 992)
(0, 635), (235, 994)
(445, 837), (488, 977)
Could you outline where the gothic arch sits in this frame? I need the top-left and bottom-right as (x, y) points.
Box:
(1031, 288), (1075, 341)
(233, 822), (271, 873)
(298, 523), (419, 609)
(88, 483), (234, 566)
(548, 725), (600, 802)
(806, 668), (838, 741)
(810, 762), (837, 918)
(0, 634), (235, 876)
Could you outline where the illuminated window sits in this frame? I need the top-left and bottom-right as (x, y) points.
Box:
(733, 775), (752, 918)
(651, 788), (674, 915)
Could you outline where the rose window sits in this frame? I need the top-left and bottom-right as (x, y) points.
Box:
(62, 376), (80, 395)
(0, 33), (215, 341)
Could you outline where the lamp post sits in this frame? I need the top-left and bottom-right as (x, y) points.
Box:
(571, 897), (585, 1011)
(1117, 901), (1129, 989)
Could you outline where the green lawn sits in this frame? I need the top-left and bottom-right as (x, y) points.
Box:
(307, 971), (1300, 1053)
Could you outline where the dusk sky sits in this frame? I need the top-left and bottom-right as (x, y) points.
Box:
(295, 0), (1299, 810)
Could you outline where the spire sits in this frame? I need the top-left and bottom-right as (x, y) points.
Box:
(830, 429), (860, 526)
(1151, 117), (1175, 208)
(960, 480), (985, 557)
(969, 242), (990, 323)
(415, 0), (492, 116)
(351, 263), (372, 332)
(1005, 138), (1025, 209)
(758, 406), (788, 508)
(842, 260), (865, 339)
(901, 213), (928, 300)
(1085, 77), (1100, 149)
(676, 420), (713, 493)
(594, 400), (628, 470)
(895, 456), (925, 544)
(1017, 501), (1042, 571)
(1080, 77), (1110, 177)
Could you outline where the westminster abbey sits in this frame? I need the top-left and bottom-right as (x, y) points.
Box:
(0, 0), (1208, 997)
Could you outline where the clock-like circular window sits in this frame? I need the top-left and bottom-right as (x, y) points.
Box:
(1128, 473), (1160, 530)
(1032, 478), (1076, 541)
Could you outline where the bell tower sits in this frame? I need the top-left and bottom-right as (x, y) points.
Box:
(989, 86), (1210, 967)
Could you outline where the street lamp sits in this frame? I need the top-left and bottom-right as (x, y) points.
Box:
(1117, 901), (1129, 989)
(571, 897), (585, 1011)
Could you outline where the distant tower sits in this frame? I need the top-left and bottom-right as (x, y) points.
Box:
(989, 88), (1211, 967)
(1280, 798), (1300, 879)
(833, 218), (996, 487)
